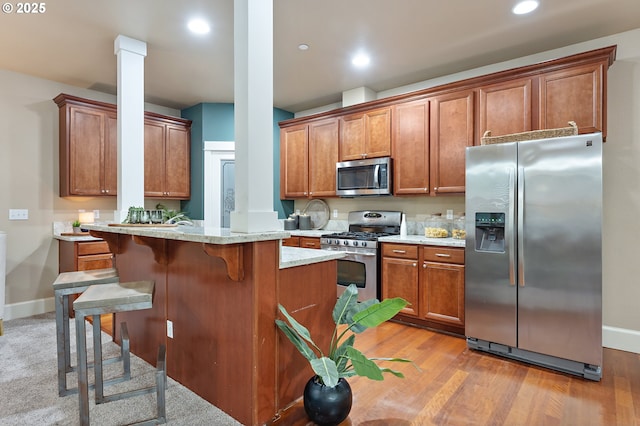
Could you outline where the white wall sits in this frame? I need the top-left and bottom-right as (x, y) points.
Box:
(0, 69), (180, 319)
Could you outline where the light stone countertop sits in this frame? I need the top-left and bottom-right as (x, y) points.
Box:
(286, 230), (329, 238)
(279, 246), (345, 269)
(379, 235), (466, 247)
(82, 223), (290, 245)
(53, 234), (103, 242)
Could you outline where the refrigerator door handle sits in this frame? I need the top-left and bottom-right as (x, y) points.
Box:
(517, 166), (525, 287)
(508, 167), (516, 286)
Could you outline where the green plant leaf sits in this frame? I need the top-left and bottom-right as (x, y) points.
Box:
(345, 299), (378, 333)
(352, 297), (408, 328)
(333, 334), (355, 373)
(333, 284), (359, 325)
(378, 367), (406, 378)
(275, 320), (317, 362)
(277, 304), (315, 346)
(345, 346), (384, 381)
(311, 357), (339, 388)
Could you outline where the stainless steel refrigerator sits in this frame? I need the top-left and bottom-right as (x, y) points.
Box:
(465, 133), (603, 381)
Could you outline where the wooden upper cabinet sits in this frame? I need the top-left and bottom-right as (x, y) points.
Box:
(539, 61), (606, 136)
(55, 96), (118, 197)
(392, 99), (430, 195)
(280, 124), (309, 198)
(164, 125), (191, 198)
(429, 89), (474, 195)
(144, 116), (191, 199)
(478, 77), (533, 139)
(308, 118), (339, 197)
(55, 93), (191, 198)
(339, 107), (391, 161)
(280, 118), (338, 199)
(143, 120), (166, 198)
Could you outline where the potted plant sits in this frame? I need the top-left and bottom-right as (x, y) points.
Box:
(276, 284), (414, 425)
(71, 220), (82, 233)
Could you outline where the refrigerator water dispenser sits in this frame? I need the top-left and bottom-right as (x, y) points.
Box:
(475, 212), (505, 253)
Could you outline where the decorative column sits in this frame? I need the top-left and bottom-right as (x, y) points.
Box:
(114, 35), (147, 223)
(230, 0), (280, 233)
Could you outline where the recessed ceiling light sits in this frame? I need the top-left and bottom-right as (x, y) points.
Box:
(188, 18), (210, 35)
(512, 0), (539, 15)
(351, 53), (371, 68)
(298, 44), (309, 51)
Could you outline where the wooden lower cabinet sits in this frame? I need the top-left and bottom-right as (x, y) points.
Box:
(58, 239), (115, 332)
(282, 236), (321, 249)
(382, 242), (465, 335)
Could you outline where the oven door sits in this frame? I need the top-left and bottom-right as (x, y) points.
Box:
(336, 251), (378, 302)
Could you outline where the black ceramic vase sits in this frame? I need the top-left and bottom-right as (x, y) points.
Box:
(303, 376), (353, 426)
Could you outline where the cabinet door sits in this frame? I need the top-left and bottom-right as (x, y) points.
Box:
(164, 124), (190, 199)
(69, 106), (105, 196)
(478, 77), (533, 139)
(382, 256), (419, 317)
(421, 261), (464, 327)
(104, 112), (118, 195)
(429, 90), (474, 194)
(144, 120), (166, 198)
(393, 99), (429, 194)
(280, 124), (309, 198)
(364, 107), (392, 158)
(339, 113), (366, 161)
(539, 61), (606, 136)
(308, 118), (339, 197)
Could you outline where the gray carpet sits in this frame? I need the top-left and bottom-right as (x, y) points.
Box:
(0, 312), (243, 426)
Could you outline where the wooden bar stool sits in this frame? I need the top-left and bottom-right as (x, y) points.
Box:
(73, 280), (166, 426)
(53, 268), (130, 397)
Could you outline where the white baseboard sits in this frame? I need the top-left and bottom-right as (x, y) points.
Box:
(4, 297), (55, 320)
(603, 325), (640, 354)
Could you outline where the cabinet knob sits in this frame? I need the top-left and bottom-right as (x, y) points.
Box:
(423, 263), (427, 268)
(412, 262), (417, 267)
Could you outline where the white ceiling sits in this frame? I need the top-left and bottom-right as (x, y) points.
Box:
(1, 0), (638, 113)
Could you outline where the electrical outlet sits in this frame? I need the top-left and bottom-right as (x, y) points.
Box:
(9, 209), (28, 220)
(333, 209), (338, 218)
(167, 320), (174, 338)
(93, 210), (100, 219)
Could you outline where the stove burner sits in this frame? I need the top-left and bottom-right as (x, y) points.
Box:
(321, 231), (393, 241)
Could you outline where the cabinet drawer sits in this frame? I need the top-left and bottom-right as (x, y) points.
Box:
(77, 241), (110, 255)
(299, 237), (321, 249)
(282, 237), (300, 247)
(422, 246), (464, 264)
(77, 253), (114, 271)
(382, 243), (418, 259)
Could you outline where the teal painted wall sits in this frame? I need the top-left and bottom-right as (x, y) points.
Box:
(181, 103), (294, 221)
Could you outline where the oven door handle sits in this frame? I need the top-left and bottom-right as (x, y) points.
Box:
(342, 251), (376, 257)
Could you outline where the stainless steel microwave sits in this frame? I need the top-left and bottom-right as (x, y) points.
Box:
(336, 157), (392, 197)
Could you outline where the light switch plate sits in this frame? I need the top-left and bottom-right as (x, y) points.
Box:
(9, 209), (28, 220)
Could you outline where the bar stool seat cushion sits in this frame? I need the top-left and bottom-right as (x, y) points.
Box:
(74, 281), (154, 314)
(53, 268), (119, 290)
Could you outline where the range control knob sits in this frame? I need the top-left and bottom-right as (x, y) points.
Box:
(342, 240), (349, 246)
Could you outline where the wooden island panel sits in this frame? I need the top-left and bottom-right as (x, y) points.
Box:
(98, 231), (336, 426)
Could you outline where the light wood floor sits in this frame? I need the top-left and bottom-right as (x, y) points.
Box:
(274, 321), (640, 426)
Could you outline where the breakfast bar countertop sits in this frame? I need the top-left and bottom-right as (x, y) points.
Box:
(82, 223), (290, 245)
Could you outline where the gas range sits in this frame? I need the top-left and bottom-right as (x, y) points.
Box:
(320, 210), (402, 301)
(320, 210), (402, 251)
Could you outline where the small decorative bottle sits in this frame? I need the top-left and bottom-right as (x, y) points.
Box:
(400, 214), (407, 238)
